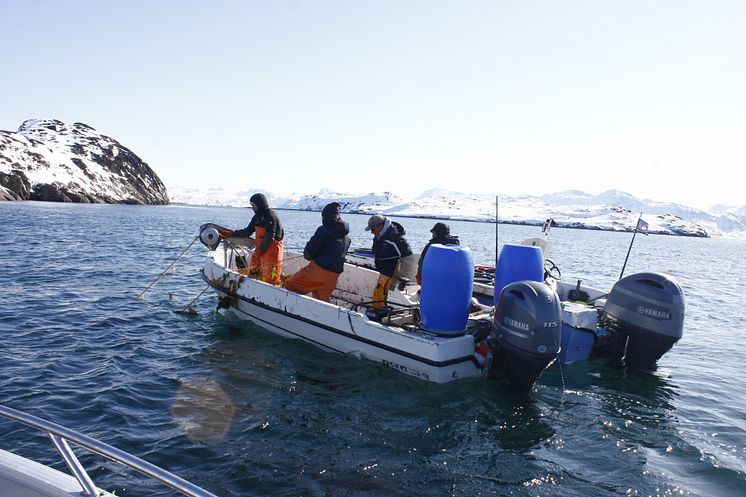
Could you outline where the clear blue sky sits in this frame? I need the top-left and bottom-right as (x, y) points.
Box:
(2, 0), (744, 209)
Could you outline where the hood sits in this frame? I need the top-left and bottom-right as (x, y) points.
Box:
(327, 220), (350, 237)
(378, 217), (393, 237)
(250, 193), (269, 211)
(322, 202), (341, 226)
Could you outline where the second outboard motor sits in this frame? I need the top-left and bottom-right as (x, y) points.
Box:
(489, 281), (561, 393)
(603, 272), (685, 369)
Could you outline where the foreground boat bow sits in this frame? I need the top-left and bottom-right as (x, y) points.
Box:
(0, 404), (217, 497)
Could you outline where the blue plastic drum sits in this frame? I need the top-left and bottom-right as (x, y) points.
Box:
(493, 244), (544, 305)
(420, 244), (474, 335)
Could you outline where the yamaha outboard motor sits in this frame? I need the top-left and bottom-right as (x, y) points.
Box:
(603, 272), (684, 369)
(489, 281), (561, 393)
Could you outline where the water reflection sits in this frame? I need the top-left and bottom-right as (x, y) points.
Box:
(171, 379), (236, 441)
(543, 358), (679, 409)
(491, 397), (555, 453)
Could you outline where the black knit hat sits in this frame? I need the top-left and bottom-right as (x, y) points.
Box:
(431, 222), (450, 237)
(321, 202), (341, 223)
(249, 193), (269, 211)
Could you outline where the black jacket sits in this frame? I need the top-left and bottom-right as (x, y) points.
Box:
(417, 234), (460, 277)
(234, 193), (284, 251)
(372, 220), (413, 277)
(304, 221), (351, 274)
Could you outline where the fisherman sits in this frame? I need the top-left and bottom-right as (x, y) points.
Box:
(416, 222), (460, 285)
(283, 202), (351, 302)
(365, 214), (413, 307)
(219, 193), (284, 285)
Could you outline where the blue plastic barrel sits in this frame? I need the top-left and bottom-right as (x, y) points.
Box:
(420, 244), (474, 335)
(493, 244), (544, 305)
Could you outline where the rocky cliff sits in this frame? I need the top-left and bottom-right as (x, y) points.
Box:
(0, 119), (168, 204)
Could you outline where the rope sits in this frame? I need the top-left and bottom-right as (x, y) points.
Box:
(138, 235), (199, 300)
(233, 252), (308, 283)
(180, 285), (211, 314)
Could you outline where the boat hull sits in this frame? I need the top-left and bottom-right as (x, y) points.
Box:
(201, 237), (684, 384)
(202, 250), (484, 383)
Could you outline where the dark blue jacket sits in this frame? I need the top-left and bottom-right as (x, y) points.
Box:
(372, 220), (413, 277)
(304, 221), (351, 274)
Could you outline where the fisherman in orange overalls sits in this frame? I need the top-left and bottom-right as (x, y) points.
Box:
(283, 202), (351, 302)
(220, 193), (284, 285)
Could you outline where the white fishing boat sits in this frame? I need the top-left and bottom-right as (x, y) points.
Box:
(199, 223), (685, 392)
(0, 404), (217, 497)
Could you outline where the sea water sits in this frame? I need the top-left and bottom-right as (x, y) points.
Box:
(0, 201), (745, 497)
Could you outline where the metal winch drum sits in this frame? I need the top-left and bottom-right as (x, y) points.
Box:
(199, 223), (225, 250)
(489, 280), (562, 392)
(603, 272), (685, 369)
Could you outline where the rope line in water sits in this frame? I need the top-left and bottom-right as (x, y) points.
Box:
(138, 235), (199, 300)
(181, 285), (211, 314)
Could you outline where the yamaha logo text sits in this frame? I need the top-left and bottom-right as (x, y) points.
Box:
(637, 306), (671, 320)
(504, 316), (530, 331)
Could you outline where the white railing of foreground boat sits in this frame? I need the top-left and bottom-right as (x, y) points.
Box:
(0, 404), (218, 497)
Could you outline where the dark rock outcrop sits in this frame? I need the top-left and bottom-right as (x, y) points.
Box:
(0, 119), (169, 205)
(0, 169), (31, 200)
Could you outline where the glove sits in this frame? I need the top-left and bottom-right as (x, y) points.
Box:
(219, 229), (234, 238)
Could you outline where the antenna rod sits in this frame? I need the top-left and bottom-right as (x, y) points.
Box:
(495, 195), (499, 267)
(619, 212), (643, 280)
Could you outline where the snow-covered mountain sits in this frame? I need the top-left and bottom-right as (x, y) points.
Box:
(169, 186), (746, 238)
(0, 119), (168, 204)
(2, 118), (741, 237)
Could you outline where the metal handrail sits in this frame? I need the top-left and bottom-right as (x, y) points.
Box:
(0, 404), (218, 497)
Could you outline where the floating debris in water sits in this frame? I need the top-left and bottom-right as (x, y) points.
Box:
(180, 306), (199, 315)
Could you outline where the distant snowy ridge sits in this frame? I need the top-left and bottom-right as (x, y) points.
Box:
(0, 119), (168, 204)
(1, 118), (738, 237)
(169, 187), (746, 238)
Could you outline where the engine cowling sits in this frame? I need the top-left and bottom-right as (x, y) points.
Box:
(603, 272), (685, 369)
(489, 280), (561, 392)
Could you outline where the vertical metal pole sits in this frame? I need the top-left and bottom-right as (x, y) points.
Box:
(619, 212), (642, 280)
(495, 195), (499, 266)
